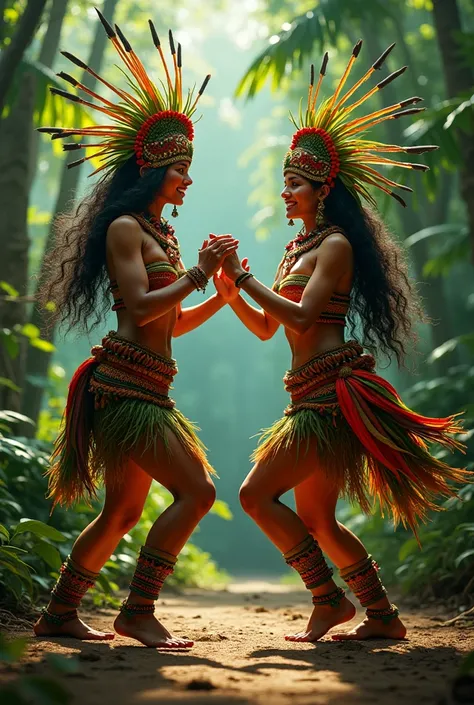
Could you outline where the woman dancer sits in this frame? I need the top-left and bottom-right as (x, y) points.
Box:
(220, 42), (467, 642)
(33, 10), (237, 648)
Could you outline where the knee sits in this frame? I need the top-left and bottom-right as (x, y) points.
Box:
(185, 479), (216, 517)
(239, 481), (268, 516)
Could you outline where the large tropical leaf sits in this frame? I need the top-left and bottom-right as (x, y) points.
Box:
(235, 0), (395, 99)
(2, 56), (95, 134)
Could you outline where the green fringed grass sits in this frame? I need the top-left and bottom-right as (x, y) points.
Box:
(92, 399), (215, 487)
(253, 410), (371, 513)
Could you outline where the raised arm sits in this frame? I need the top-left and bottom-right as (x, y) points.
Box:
(214, 264), (280, 341)
(222, 233), (352, 335)
(108, 217), (237, 327)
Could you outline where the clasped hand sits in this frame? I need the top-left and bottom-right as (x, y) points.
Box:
(207, 234), (250, 303)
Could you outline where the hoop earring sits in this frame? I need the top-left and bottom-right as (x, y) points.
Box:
(288, 219), (294, 226)
(316, 199), (325, 225)
(172, 205), (178, 218)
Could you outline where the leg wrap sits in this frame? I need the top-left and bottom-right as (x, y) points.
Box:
(339, 555), (387, 607)
(51, 555), (99, 608)
(129, 545), (177, 601)
(284, 535), (333, 590)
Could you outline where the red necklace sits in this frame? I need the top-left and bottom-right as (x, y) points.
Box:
(132, 212), (181, 265)
(282, 225), (341, 275)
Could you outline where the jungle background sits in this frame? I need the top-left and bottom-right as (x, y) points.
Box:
(0, 0), (473, 627)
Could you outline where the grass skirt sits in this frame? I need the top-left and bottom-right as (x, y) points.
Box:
(253, 341), (468, 536)
(47, 332), (214, 507)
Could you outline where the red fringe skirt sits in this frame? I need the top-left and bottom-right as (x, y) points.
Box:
(253, 341), (468, 536)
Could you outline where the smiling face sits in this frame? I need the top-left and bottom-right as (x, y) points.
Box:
(157, 160), (193, 206)
(281, 171), (329, 221)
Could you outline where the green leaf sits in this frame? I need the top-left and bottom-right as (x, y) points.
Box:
(0, 410), (34, 425)
(30, 338), (56, 353)
(0, 525), (10, 541)
(20, 324), (40, 340)
(13, 520), (67, 542)
(0, 281), (19, 297)
(32, 540), (62, 570)
(454, 549), (474, 568)
(0, 377), (21, 392)
(210, 499), (233, 521)
(399, 536), (420, 562)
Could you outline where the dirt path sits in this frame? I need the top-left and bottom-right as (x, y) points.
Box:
(2, 582), (473, 705)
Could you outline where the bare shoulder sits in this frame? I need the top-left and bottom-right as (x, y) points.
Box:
(319, 231), (353, 261)
(107, 215), (143, 254)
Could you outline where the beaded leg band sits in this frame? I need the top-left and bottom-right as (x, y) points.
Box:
(366, 605), (399, 623)
(339, 555), (386, 608)
(129, 545), (177, 601)
(41, 606), (78, 625)
(51, 555), (99, 608)
(284, 535), (333, 590)
(120, 600), (156, 619)
(312, 586), (345, 607)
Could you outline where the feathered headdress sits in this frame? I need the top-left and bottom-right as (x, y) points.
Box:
(38, 8), (211, 177)
(283, 41), (438, 207)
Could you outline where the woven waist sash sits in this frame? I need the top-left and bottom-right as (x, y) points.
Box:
(284, 340), (375, 416)
(89, 333), (177, 410)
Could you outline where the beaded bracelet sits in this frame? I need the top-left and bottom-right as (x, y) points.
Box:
(186, 265), (209, 293)
(235, 271), (254, 288)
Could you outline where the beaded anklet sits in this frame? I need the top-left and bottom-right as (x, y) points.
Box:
(41, 606), (78, 626)
(312, 586), (345, 607)
(366, 604), (399, 624)
(284, 535), (333, 591)
(120, 600), (156, 619)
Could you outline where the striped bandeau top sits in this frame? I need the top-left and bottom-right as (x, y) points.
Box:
(274, 274), (350, 326)
(110, 261), (182, 311)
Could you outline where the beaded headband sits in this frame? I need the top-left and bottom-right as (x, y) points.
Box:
(38, 9), (211, 177)
(283, 41), (438, 207)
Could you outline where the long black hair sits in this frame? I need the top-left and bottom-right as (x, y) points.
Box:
(40, 156), (167, 334)
(320, 177), (424, 365)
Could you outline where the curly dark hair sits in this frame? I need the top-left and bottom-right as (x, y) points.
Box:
(319, 177), (425, 365)
(40, 156), (167, 334)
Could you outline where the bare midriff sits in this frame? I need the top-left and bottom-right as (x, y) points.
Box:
(275, 247), (353, 370)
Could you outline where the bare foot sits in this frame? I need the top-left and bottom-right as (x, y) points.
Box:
(285, 596), (356, 643)
(34, 613), (115, 640)
(331, 615), (407, 640)
(114, 611), (194, 649)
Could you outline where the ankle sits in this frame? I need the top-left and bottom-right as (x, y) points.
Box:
(41, 605), (77, 626)
(120, 599), (155, 619)
(366, 604), (399, 624)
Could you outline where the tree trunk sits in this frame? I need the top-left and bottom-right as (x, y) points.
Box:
(432, 0), (474, 265)
(0, 73), (35, 411)
(21, 0), (119, 431)
(0, 0), (47, 113)
(28, 0), (69, 190)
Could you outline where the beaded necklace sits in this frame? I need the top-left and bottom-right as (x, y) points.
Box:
(282, 224), (341, 276)
(132, 212), (181, 266)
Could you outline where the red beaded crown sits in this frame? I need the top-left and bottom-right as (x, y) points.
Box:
(39, 9), (210, 177)
(284, 41), (438, 207)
